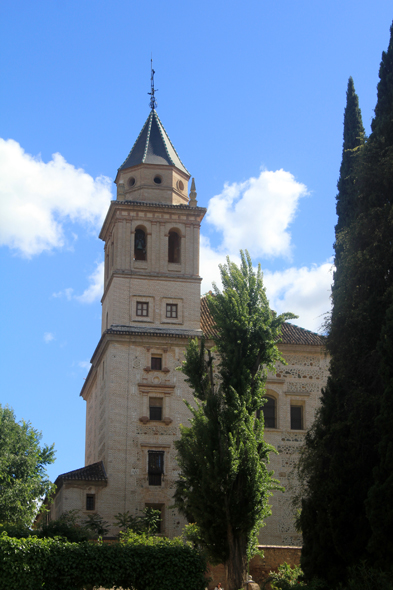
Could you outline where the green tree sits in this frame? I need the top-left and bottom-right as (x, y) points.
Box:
(297, 77), (366, 583)
(174, 251), (296, 590)
(298, 22), (393, 583)
(0, 405), (55, 526)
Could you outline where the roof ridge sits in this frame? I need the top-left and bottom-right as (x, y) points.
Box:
(142, 111), (154, 163)
(118, 112), (151, 171)
(154, 111), (190, 175)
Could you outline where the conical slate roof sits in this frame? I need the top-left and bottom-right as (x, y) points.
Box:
(118, 110), (189, 176)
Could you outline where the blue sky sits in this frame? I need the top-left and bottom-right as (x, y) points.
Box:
(1, 1), (392, 483)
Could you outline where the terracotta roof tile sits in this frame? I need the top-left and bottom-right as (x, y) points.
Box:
(54, 461), (107, 488)
(200, 295), (325, 347)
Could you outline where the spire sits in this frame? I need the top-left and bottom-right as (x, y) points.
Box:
(148, 58), (158, 111)
(118, 110), (189, 176)
(189, 178), (198, 207)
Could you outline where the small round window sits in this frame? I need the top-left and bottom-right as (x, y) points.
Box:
(177, 180), (184, 191)
(128, 177), (136, 187)
(154, 176), (162, 184)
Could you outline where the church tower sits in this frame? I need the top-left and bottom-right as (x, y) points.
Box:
(77, 102), (206, 535)
(47, 79), (329, 548)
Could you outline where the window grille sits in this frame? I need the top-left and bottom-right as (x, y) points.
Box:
(149, 398), (163, 421)
(86, 494), (95, 511)
(148, 451), (164, 486)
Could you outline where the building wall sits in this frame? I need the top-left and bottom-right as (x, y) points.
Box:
(81, 336), (328, 543)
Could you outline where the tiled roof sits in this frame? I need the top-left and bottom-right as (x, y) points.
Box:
(107, 325), (203, 339)
(54, 461), (107, 489)
(200, 296), (325, 346)
(118, 110), (189, 175)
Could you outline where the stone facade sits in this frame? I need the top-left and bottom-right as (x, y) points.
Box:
(47, 109), (329, 545)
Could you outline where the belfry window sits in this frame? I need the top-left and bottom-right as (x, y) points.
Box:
(168, 230), (181, 263)
(257, 396), (276, 429)
(134, 229), (147, 261)
(148, 451), (164, 486)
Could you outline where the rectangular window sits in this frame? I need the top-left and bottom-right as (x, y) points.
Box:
(166, 303), (178, 318)
(86, 494), (95, 511)
(151, 356), (162, 371)
(136, 302), (149, 317)
(291, 405), (303, 430)
(149, 398), (163, 421)
(148, 451), (164, 486)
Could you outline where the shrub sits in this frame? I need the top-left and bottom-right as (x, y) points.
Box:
(0, 531), (207, 590)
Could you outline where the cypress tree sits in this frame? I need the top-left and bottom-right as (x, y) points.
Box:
(298, 22), (393, 583)
(364, 21), (393, 567)
(298, 77), (366, 583)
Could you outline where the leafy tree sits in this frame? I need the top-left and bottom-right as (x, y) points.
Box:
(0, 405), (55, 526)
(82, 512), (110, 537)
(174, 251), (296, 590)
(113, 507), (161, 535)
(298, 22), (393, 583)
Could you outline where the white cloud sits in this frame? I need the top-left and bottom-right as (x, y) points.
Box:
(53, 287), (74, 300)
(78, 360), (91, 370)
(206, 169), (308, 259)
(0, 139), (112, 257)
(263, 261), (333, 332)
(44, 332), (55, 343)
(75, 261), (104, 303)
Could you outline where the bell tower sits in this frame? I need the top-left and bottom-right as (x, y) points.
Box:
(80, 97), (206, 536)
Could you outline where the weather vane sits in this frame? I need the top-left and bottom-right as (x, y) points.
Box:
(148, 57), (158, 110)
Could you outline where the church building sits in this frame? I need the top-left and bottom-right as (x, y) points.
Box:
(47, 102), (329, 546)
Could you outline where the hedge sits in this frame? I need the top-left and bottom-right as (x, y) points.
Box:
(0, 532), (207, 590)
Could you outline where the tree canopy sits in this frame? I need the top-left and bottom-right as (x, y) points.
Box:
(0, 405), (55, 526)
(298, 21), (393, 584)
(174, 251), (296, 590)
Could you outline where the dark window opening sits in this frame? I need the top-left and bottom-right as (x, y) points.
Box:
(149, 398), (163, 421)
(136, 302), (149, 317)
(291, 405), (303, 430)
(154, 176), (162, 184)
(166, 304), (178, 319)
(148, 451), (164, 486)
(257, 396), (276, 428)
(86, 494), (95, 511)
(134, 229), (147, 261)
(151, 356), (162, 371)
(168, 231), (181, 263)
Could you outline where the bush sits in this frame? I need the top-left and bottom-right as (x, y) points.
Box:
(0, 531), (207, 590)
(342, 562), (393, 590)
(266, 563), (328, 590)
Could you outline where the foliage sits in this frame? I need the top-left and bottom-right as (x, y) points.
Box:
(174, 251), (296, 590)
(0, 405), (55, 527)
(265, 563), (327, 590)
(297, 22), (393, 584)
(113, 507), (160, 535)
(342, 562), (393, 590)
(82, 512), (110, 537)
(38, 510), (92, 542)
(0, 531), (207, 590)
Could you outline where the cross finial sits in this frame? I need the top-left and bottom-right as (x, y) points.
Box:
(148, 57), (158, 110)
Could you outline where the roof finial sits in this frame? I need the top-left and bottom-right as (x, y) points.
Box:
(148, 57), (158, 110)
